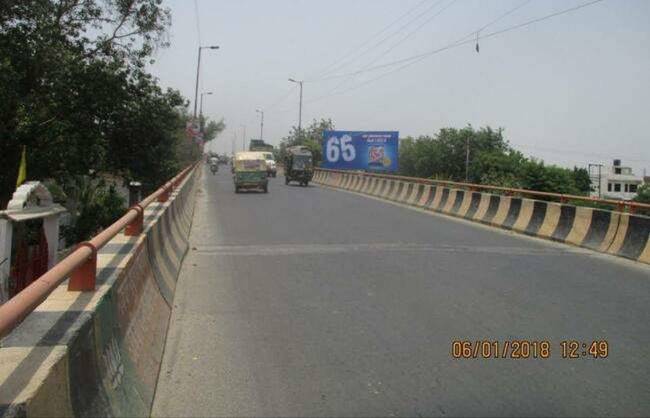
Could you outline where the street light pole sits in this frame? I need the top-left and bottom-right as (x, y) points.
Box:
(193, 45), (219, 121)
(288, 78), (303, 139)
(465, 136), (470, 182)
(256, 109), (264, 142)
(199, 92), (213, 132)
(240, 124), (246, 152)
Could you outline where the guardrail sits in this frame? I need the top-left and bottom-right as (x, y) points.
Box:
(315, 168), (650, 214)
(0, 162), (198, 339)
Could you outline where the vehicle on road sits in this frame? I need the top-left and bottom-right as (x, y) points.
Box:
(208, 157), (219, 175)
(262, 152), (277, 177)
(249, 139), (274, 152)
(233, 152), (268, 193)
(284, 146), (313, 186)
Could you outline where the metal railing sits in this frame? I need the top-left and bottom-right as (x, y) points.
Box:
(316, 168), (650, 214)
(0, 162), (198, 339)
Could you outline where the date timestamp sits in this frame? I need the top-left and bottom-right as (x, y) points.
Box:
(451, 340), (609, 359)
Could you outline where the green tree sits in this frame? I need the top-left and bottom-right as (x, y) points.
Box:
(397, 125), (591, 196)
(634, 184), (650, 204)
(203, 118), (226, 142)
(0, 0), (214, 245)
(0, 0), (175, 202)
(572, 167), (592, 194)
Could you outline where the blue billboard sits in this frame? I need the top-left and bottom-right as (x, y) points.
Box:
(321, 131), (399, 171)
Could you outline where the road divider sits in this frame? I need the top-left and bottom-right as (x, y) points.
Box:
(314, 169), (650, 265)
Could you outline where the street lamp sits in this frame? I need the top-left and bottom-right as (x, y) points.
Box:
(193, 45), (219, 121)
(255, 109), (264, 142)
(288, 78), (303, 139)
(240, 124), (247, 152)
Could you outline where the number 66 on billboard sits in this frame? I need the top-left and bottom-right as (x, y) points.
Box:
(321, 131), (399, 172)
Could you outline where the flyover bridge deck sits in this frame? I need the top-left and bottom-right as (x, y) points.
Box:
(152, 166), (650, 417)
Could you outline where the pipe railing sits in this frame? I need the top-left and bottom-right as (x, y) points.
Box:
(316, 168), (650, 214)
(0, 162), (198, 340)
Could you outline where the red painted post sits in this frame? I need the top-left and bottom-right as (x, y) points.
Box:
(68, 242), (97, 291)
(158, 184), (171, 202)
(124, 205), (144, 236)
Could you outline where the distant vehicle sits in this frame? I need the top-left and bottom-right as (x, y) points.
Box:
(249, 139), (274, 152)
(208, 157), (219, 175)
(233, 152), (268, 193)
(262, 152), (277, 177)
(284, 146), (313, 186)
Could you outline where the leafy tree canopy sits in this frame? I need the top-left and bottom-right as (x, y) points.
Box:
(399, 126), (592, 195)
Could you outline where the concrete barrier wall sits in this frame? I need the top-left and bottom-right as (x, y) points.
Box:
(314, 170), (650, 265)
(0, 166), (201, 417)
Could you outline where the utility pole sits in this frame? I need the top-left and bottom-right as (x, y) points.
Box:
(240, 125), (246, 152)
(256, 109), (264, 141)
(465, 136), (470, 182)
(288, 78), (303, 140)
(193, 45), (219, 121)
(588, 163), (604, 198)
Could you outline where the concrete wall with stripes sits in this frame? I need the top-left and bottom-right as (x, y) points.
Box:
(314, 170), (650, 265)
(0, 166), (201, 418)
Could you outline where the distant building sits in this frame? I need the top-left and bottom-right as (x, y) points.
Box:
(591, 160), (643, 200)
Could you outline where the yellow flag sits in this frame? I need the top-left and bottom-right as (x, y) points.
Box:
(16, 146), (26, 187)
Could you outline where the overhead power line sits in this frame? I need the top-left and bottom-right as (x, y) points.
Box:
(305, 0), (606, 104)
(264, 85), (297, 111)
(314, 0), (605, 84)
(308, 0), (452, 82)
(308, 0), (433, 81)
(318, 0), (460, 98)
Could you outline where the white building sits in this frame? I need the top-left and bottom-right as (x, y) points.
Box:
(590, 160), (643, 200)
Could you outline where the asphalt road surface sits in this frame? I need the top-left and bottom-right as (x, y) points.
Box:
(152, 166), (650, 417)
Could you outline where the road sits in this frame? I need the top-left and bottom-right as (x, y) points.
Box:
(152, 166), (650, 417)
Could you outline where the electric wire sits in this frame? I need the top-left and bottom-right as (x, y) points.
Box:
(313, 0), (604, 84)
(318, 0), (460, 99)
(305, 0), (605, 104)
(308, 0), (433, 81)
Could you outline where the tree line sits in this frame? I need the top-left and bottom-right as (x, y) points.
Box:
(281, 121), (593, 196)
(0, 1), (224, 242)
(400, 126), (592, 195)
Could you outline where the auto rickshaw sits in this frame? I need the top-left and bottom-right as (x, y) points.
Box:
(233, 152), (269, 193)
(284, 146), (313, 186)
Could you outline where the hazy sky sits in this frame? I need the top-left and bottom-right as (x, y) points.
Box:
(149, 0), (650, 175)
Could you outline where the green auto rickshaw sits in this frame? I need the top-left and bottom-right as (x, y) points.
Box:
(284, 146), (313, 186)
(233, 152), (269, 193)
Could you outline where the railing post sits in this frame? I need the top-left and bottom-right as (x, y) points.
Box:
(68, 242), (97, 291)
(158, 184), (171, 202)
(125, 205), (144, 236)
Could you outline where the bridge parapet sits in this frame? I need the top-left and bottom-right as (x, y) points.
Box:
(314, 169), (650, 265)
(0, 164), (201, 417)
